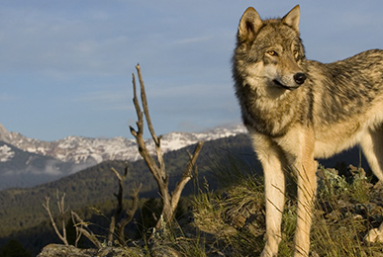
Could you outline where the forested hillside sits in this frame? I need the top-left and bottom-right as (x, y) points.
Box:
(0, 134), (254, 254)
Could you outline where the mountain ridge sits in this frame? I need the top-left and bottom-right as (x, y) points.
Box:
(0, 123), (246, 189)
(0, 123), (246, 164)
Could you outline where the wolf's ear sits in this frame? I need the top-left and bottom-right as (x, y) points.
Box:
(282, 5), (300, 32)
(238, 7), (263, 42)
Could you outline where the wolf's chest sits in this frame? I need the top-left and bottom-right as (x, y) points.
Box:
(243, 97), (302, 137)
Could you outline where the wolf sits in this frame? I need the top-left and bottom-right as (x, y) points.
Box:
(232, 4), (383, 257)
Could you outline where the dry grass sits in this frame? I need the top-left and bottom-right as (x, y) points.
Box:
(189, 159), (383, 256)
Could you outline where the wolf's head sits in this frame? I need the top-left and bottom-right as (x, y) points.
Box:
(233, 5), (307, 93)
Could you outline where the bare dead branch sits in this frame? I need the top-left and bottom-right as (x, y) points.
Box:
(108, 164), (142, 245)
(124, 164), (129, 177)
(131, 65), (172, 228)
(71, 211), (82, 247)
(108, 167), (127, 244)
(43, 196), (69, 246)
(129, 65), (204, 231)
(116, 183), (142, 245)
(71, 211), (102, 248)
(135, 64), (166, 181)
(131, 72), (143, 135)
(130, 71), (162, 186)
(135, 64), (159, 146)
(56, 191), (67, 243)
(171, 141), (204, 212)
(111, 167), (124, 182)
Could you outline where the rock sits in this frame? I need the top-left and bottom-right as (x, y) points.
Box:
(325, 210), (342, 222)
(364, 222), (383, 244)
(37, 244), (144, 257)
(37, 244), (96, 257)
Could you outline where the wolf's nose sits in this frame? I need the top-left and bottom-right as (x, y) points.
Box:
(294, 73), (307, 85)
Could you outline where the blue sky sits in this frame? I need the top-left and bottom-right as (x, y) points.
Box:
(1, 1), (383, 141)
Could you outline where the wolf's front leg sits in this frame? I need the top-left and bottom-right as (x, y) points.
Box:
(293, 159), (317, 257)
(255, 147), (286, 256)
(260, 161), (286, 257)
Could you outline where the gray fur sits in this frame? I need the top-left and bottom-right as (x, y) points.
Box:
(233, 5), (383, 257)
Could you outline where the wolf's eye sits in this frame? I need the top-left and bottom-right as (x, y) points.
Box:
(267, 50), (278, 57)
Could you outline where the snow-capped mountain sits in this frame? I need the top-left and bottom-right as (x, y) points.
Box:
(0, 123), (246, 166)
(0, 140), (80, 190)
(0, 144), (14, 162)
(0, 123), (246, 189)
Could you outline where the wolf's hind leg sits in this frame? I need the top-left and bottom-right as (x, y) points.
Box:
(360, 126), (383, 182)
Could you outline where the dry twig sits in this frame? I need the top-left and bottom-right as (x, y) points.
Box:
(42, 192), (69, 246)
(108, 164), (141, 245)
(71, 211), (102, 248)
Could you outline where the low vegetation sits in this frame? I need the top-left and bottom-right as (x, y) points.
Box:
(28, 158), (383, 257)
(191, 162), (383, 257)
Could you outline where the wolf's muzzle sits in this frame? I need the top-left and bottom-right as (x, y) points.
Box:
(294, 73), (307, 85)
